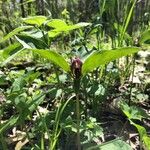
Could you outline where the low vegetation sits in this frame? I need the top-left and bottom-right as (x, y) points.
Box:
(0, 0), (150, 150)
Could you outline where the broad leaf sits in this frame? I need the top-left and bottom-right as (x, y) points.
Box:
(143, 136), (150, 150)
(15, 36), (31, 48)
(131, 121), (150, 150)
(139, 29), (150, 45)
(48, 31), (62, 38)
(52, 22), (91, 32)
(18, 93), (45, 123)
(30, 49), (70, 72)
(23, 16), (47, 27)
(47, 22), (91, 38)
(12, 77), (26, 92)
(131, 121), (147, 137)
(11, 71), (40, 92)
(46, 19), (90, 31)
(100, 140), (132, 150)
(0, 26), (33, 43)
(87, 139), (132, 150)
(2, 42), (22, 58)
(46, 19), (67, 28)
(0, 116), (19, 134)
(120, 102), (149, 120)
(1, 48), (25, 66)
(0, 94), (45, 134)
(16, 34), (48, 49)
(21, 30), (46, 38)
(1, 48), (70, 72)
(82, 47), (140, 75)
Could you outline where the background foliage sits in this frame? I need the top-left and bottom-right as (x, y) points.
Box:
(0, 0), (150, 150)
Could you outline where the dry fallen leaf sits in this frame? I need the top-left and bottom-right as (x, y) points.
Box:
(15, 138), (29, 150)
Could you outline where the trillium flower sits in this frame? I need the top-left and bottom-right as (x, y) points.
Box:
(71, 57), (82, 79)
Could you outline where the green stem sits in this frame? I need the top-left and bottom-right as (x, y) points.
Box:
(120, 0), (137, 46)
(83, 78), (88, 119)
(24, 125), (34, 148)
(74, 79), (81, 150)
(36, 109), (51, 149)
(99, 0), (106, 17)
(76, 93), (81, 150)
(129, 55), (135, 106)
(51, 97), (72, 150)
(0, 133), (8, 150)
(41, 134), (45, 150)
(53, 65), (60, 85)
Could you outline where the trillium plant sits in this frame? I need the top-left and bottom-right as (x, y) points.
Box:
(0, 15), (149, 150)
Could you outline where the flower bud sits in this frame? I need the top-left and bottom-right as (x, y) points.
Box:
(71, 57), (82, 79)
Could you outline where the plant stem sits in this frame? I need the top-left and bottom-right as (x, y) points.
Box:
(76, 92), (81, 150)
(129, 55), (135, 106)
(0, 133), (8, 150)
(53, 64), (60, 85)
(36, 109), (51, 149)
(74, 79), (81, 150)
(119, 0), (137, 46)
(41, 134), (45, 150)
(51, 97), (72, 150)
(83, 77), (88, 119)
